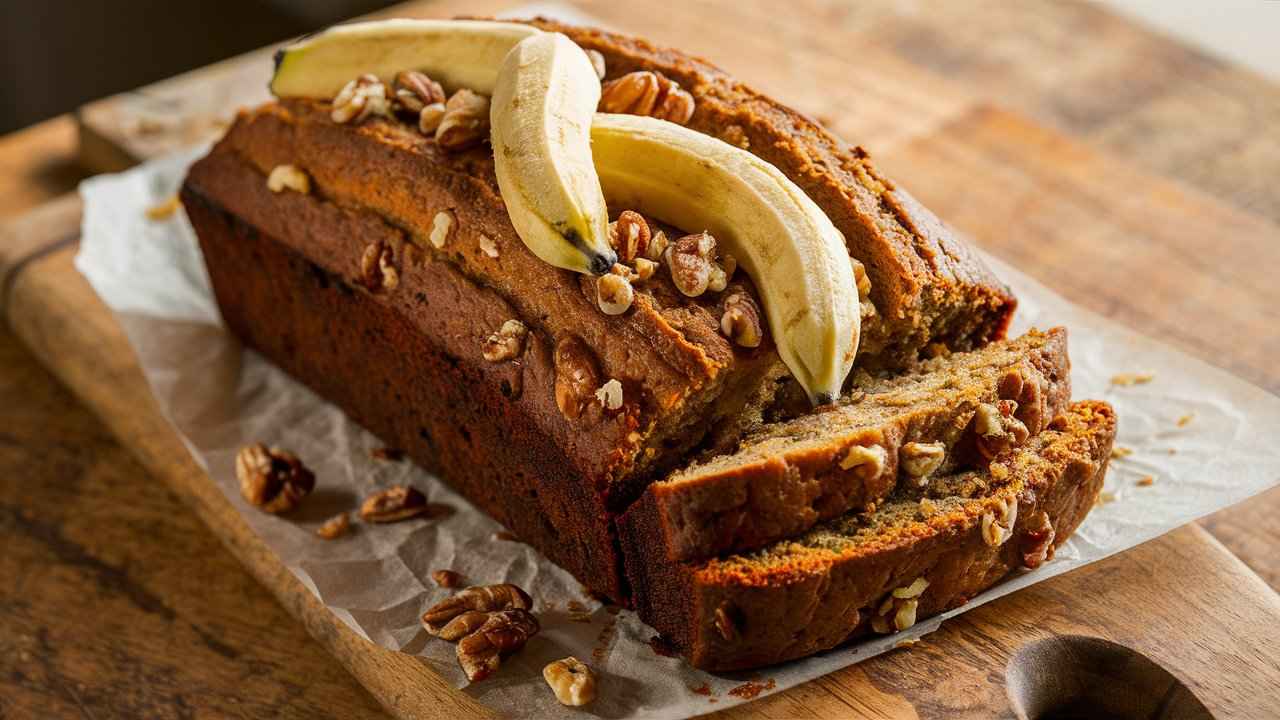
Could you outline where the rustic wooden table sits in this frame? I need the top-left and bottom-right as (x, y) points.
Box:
(2, 1), (1279, 718)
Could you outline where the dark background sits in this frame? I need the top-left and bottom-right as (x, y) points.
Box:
(0, 0), (397, 134)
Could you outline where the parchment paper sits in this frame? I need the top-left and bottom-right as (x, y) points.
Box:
(74, 141), (1280, 718)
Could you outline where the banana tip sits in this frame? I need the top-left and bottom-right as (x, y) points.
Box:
(588, 249), (616, 276)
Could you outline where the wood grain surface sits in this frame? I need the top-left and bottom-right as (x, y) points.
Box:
(3, 0), (1280, 717)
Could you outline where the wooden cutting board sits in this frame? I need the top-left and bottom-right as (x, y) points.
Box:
(5, 0), (1280, 717)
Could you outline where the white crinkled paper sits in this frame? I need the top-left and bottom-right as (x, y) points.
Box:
(74, 146), (1280, 719)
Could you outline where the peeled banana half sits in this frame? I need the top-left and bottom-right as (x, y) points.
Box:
(590, 113), (861, 405)
(270, 19), (540, 98)
(490, 33), (614, 275)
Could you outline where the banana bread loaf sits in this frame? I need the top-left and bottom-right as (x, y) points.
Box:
(623, 327), (1071, 564)
(184, 22), (1015, 601)
(621, 401), (1115, 671)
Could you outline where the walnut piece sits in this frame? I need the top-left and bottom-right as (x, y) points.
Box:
(436, 89), (490, 151)
(646, 230), (669, 262)
(596, 269), (634, 315)
(478, 234), (500, 258)
(554, 336), (601, 420)
(720, 292), (763, 348)
(981, 495), (1019, 547)
(359, 485), (429, 523)
(595, 379), (624, 411)
(900, 441), (945, 483)
(544, 656), (597, 706)
(392, 70), (445, 115)
(871, 577), (929, 634)
(1020, 510), (1055, 568)
(331, 74), (390, 124)
(599, 70), (695, 125)
(421, 583), (534, 633)
(235, 443), (315, 514)
(359, 239), (399, 293)
(483, 319), (528, 362)
(974, 400), (1030, 460)
(667, 231), (718, 297)
(839, 443), (886, 477)
(437, 610), (490, 641)
(316, 512), (351, 540)
(429, 209), (454, 249)
(432, 569), (463, 588)
(633, 257), (658, 281)
(609, 210), (651, 263)
(266, 164), (310, 194)
(456, 608), (540, 682)
(418, 102), (447, 134)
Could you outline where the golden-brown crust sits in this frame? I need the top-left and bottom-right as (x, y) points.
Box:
(622, 401), (1115, 671)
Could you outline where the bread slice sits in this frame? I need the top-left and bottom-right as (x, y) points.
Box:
(621, 401), (1115, 671)
(184, 21), (1015, 599)
(622, 328), (1072, 564)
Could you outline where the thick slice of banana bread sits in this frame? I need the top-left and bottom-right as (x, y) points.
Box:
(621, 401), (1115, 671)
(623, 328), (1071, 563)
(184, 22), (1015, 600)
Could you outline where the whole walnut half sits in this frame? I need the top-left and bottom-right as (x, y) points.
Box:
(456, 609), (540, 682)
(422, 583), (534, 634)
(235, 443), (315, 514)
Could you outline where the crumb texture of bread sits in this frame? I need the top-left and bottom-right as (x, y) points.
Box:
(623, 328), (1072, 563)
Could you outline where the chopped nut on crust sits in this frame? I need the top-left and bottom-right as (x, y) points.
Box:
(432, 569), (462, 588)
(331, 74), (391, 124)
(482, 319), (528, 362)
(267, 164), (310, 194)
(478, 234), (500, 258)
(456, 608), (540, 682)
(599, 70), (695, 125)
(609, 210), (651, 263)
(544, 656), (597, 706)
(392, 70), (445, 115)
(554, 336), (602, 420)
(236, 443), (315, 514)
(720, 292), (763, 348)
(429, 209), (455, 249)
(316, 512), (351, 540)
(436, 89), (490, 151)
(597, 270), (635, 315)
(633, 257), (658, 281)
(359, 239), (399, 292)
(422, 583), (534, 633)
(145, 194), (182, 220)
(595, 379), (624, 411)
(645, 230), (669, 262)
(418, 102), (447, 134)
(359, 485), (429, 523)
(668, 231), (717, 297)
(900, 441), (945, 483)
